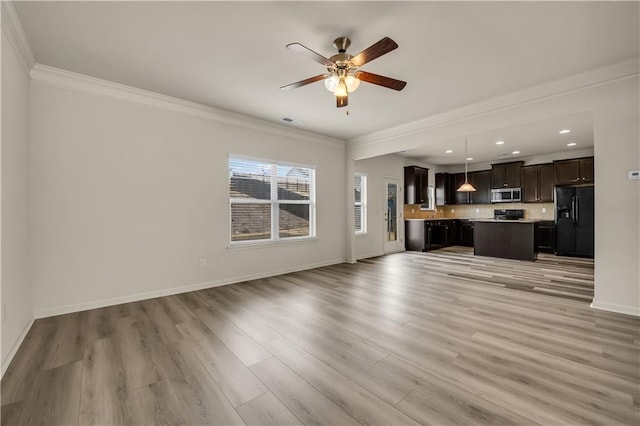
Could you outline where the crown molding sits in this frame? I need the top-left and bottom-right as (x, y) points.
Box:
(1, 1), (36, 73)
(29, 64), (345, 148)
(348, 58), (640, 149)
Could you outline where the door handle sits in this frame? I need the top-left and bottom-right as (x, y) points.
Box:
(575, 196), (579, 224)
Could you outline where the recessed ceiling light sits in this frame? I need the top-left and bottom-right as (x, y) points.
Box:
(466, 157), (473, 161)
(445, 150), (453, 154)
(512, 151), (520, 154)
(496, 141), (505, 145)
(567, 142), (577, 147)
(559, 129), (571, 134)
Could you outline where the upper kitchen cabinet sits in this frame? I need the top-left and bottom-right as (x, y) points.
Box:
(404, 166), (429, 204)
(554, 157), (594, 185)
(522, 163), (554, 202)
(453, 173), (469, 205)
(469, 170), (491, 204)
(446, 170), (491, 205)
(491, 161), (524, 188)
(435, 172), (453, 206)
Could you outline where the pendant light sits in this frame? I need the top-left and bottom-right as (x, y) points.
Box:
(457, 137), (477, 192)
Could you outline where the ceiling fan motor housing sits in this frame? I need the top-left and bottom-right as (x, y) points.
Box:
(333, 37), (351, 53)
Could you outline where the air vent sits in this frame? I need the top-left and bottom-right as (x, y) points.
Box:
(495, 152), (509, 157)
(281, 117), (303, 125)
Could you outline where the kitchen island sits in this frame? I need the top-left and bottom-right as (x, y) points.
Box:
(473, 219), (539, 261)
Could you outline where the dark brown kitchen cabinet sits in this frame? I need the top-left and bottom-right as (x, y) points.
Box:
(458, 220), (474, 247)
(522, 163), (554, 203)
(435, 173), (454, 206)
(404, 166), (429, 204)
(405, 219), (457, 251)
(469, 170), (491, 204)
(536, 220), (555, 253)
(491, 161), (524, 189)
(554, 157), (594, 185)
(454, 173), (469, 205)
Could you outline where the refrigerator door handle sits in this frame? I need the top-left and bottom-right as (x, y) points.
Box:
(575, 196), (579, 224)
(570, 196), (576, 224)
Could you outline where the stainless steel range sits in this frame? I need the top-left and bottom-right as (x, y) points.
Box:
(494, 209), (525, 220)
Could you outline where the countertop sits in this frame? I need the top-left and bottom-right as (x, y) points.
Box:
(405, 218), (540, 223)
(471, 218), (540, 223)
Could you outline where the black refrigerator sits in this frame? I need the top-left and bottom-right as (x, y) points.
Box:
(555, 186), (594, 257)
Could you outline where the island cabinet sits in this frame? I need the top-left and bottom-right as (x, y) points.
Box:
(404, 166), (429, 204)
(474, 220), (538, 261)
(491, 161), (524, 189)
(554, 157), (594, 185)
(522, 163), (554, 203)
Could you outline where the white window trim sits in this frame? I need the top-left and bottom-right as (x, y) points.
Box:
(355, 172), (367, 235)
(229, 154), (316, 246)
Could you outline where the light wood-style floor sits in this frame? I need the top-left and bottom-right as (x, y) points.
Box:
(2, 247), (638, 425)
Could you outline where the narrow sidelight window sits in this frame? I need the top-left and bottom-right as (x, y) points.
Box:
(354, 173), (367, 234)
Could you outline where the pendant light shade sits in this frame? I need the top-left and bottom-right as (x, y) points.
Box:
(457, 137), (477, 192)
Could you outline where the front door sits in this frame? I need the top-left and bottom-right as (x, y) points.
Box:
(383, 178), (404, 253)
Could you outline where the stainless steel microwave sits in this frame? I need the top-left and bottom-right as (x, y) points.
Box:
(491, 187), (521, 203)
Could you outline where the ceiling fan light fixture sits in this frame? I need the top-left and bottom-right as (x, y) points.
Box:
(336, 95), (348, 108)
(333, 79), (348, 97)
(345, 75), (360, 92)
(324, 75), (339, 92)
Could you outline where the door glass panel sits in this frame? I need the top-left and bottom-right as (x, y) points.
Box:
(387, 183), (398, 242)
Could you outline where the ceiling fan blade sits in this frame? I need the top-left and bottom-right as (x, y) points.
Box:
(280, 74), (328, 90)
(350, 37), (398, 67)
(286, 43), (335, 67)
(356, 71), (407, 91)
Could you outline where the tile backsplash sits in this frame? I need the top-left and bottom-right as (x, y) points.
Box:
(404, 202), (554, 220)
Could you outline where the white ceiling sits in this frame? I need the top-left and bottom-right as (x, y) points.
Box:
(398, 112), (594, 165)
(13, 1), (639, 149)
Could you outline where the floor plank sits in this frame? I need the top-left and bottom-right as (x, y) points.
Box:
(2, 247), (638, 425)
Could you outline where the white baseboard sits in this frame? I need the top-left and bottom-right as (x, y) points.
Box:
(33, 258), (347, 319)
(1, 316), (35, 379)
(356, 251), (384, 260)
(590, 301), (640, 317)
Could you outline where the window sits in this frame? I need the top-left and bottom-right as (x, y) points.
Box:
(229, 155), (315, 244)
(354, 173), (367, 234)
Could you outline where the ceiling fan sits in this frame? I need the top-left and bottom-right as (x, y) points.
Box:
(280, 36), (407, 108)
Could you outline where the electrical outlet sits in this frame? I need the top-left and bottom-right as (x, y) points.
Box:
(217, 258), (224, 265)
(475, 208), (480, 213)
(199, 258), (206, 269)
(450, 208), (455, 213)
(542, 207), (547, 213)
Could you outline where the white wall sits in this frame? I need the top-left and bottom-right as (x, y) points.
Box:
(1, 27), (33, 371)
(354, 154), (405, 259)
(349, 64), (640, 316)
(592, 76), (640, 315)
(28, 77), (346, 317)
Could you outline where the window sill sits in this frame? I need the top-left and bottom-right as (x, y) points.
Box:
(228, 236), (318, 251)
